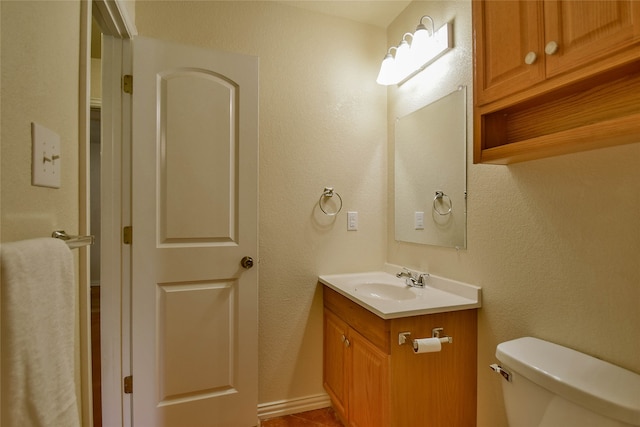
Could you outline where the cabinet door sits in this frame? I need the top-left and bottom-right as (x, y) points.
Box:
(323, 309), (348, 418)
(347, 328), (389, 427)
(474, 0), (545, 104)
(544, 0), (640, 77)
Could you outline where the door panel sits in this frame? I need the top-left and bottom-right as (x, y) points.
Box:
(323, 309), (348, 417)
(132, 36), (258, 427)
(544, 0), (640, 77)
(158, 281), (234, 400)
(348, 329), (389, 427)
(473, 0), (545, 104)
(160, 69), (237, 242)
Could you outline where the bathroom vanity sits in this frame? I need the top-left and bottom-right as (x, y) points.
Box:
(320, 269), (481, 427)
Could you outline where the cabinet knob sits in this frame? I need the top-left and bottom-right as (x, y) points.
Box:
(545, 41), (559, 55)
(344, 339), (350, 348)
(524, 51), (538, 65)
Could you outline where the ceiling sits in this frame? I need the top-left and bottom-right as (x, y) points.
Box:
(91, 0), (411, 57)
(280, 0), (411, 28)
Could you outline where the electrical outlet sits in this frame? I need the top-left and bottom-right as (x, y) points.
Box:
(347, 211), (358, 231)
(32, 122), (61, 188)
(415, 211), (425, 229)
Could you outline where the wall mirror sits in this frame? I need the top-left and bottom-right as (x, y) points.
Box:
(395, 86), (467, 248)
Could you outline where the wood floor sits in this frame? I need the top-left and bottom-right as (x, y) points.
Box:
(260, 408), (343, 427)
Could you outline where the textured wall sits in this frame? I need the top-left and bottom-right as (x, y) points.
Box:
(134, 1), (388, 406)
(387, 2), (640, 427)
(1, 0), (80, 242)
(1, 0), (82, 421)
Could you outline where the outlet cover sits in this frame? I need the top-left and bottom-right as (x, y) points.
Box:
(414, 211), (425, 229)
(347, 211), (358, 231)
(32, 122), (61, 188)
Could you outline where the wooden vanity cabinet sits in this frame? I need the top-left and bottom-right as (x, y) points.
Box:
(323, 297), (390, 427)
(323, 287), (477, 427)
(473, 0), (640, 164)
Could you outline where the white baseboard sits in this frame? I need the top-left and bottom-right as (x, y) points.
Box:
(257, 393), (332, 420)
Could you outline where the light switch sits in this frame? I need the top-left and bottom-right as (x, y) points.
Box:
(32, 122), (61, 188)
(415, 211), (425, 229)
(347, 211), (358, 231)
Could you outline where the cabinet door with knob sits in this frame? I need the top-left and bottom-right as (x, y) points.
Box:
(323, 309), (349, 419)
(474, 0), (640, 105)
(473, 0), (545, 105)
(323, 308), (390, 427)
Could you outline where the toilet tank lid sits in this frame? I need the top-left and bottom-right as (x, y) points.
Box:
(496, 337), (640, 426)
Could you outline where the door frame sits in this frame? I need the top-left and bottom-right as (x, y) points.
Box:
(80, 2), (136, 426)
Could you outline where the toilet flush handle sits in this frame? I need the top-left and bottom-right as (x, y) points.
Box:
(490, 364), (512, 382)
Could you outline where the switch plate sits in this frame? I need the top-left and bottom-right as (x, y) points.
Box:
(415, 211), (425, 229)
(32, 122), (61, 188)
(347, 211), (358, 231)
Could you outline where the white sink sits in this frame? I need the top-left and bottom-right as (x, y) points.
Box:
(355, 282), (418, 301)
(319, 264), (481, 319)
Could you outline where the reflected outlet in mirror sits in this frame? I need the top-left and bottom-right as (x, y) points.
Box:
(394, 87), (467, 248)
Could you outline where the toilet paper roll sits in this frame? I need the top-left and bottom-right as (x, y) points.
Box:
(412, 338), (442, 354)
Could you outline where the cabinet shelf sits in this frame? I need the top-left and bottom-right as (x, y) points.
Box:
(475, 63), (640, 164)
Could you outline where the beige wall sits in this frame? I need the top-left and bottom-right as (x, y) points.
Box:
(387, 2), (640, 427)
(2, 0), (637, 425)
(134, 0), (388, 406)
(1, 0), (83, 422)
(1, 0), (80, 242)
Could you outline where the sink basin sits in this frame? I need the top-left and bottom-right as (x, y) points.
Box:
(319, 265), (482, 319)
(354, 283), (416, 301)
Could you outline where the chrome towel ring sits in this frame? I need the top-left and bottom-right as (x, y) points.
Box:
(319, 187), (343, 216)
(433, 191), (452, 216)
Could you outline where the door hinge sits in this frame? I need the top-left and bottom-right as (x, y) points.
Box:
(124, 375), (133, 394)
(123, 226), (133, 245)
(123, 74), (133, 94)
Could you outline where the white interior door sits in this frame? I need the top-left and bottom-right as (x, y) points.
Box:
(131, 36), (259, 427)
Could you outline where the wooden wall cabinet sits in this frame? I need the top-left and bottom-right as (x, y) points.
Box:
(323, 287), (477, 427)
(473, 0), (640, 164)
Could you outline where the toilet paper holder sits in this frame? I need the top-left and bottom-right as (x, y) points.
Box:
(398, 327), (453, 346)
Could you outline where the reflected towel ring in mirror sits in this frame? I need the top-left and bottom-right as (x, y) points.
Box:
(433, 191), (452, 215)
(319, 187), (343, 216)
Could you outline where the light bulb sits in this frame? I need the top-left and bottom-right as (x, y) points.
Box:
(376, 52), (397, 85)
(394, 39), (412, 82)
(411, 25), (431, 65)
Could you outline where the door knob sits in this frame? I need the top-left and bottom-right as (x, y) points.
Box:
(241, 256), (254, 269)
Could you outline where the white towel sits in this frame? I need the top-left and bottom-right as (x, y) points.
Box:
(1, 238), (80, 427)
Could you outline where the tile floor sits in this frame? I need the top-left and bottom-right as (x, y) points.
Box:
(260, 407), (343, 427)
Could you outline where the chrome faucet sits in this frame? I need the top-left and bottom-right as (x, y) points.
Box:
(396, 268), (429, 288)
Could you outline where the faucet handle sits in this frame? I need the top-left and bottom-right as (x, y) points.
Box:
(417, 273), (430, 284)
(396, 267), (413, 278)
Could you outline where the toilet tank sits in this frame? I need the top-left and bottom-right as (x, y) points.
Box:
(494, 337), (640, 427)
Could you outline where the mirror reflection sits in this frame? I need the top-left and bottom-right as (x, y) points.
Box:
(395, 87), (467, 248)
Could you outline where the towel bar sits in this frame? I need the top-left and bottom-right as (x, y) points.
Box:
(52, 230), (95, 249)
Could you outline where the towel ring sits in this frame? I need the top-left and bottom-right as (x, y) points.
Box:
(319, 187), (343, 216)
(433, 191), (452, 216)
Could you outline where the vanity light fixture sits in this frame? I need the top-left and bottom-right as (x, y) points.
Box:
(376, 47), (397, 86)
(394, 33), (414, 83)
(376, 15), (453, 86)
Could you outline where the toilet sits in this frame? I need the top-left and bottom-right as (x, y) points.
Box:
(492, 337), (640, 427)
